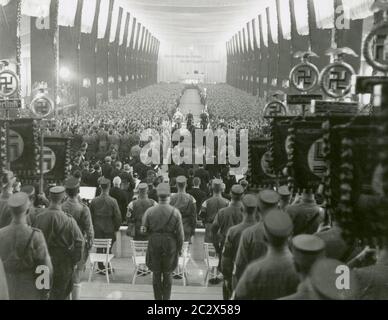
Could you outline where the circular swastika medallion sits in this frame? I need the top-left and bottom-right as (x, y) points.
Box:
(261, 151), (276, 178)
(0, 70), (19, 98)
(8, 130), (24, 162)
(308, 138), (327, 178)
(319, 62), (355, 99)
(41, 146), (56, 174)
(290, 62), (320, 93)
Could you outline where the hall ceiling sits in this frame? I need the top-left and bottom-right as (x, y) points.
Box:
(125, 0), (270, 46)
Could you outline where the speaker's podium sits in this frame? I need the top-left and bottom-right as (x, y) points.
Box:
(180, 71), (205, 84)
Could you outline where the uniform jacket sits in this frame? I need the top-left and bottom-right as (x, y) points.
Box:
(90, 194), (122, 236)
(286, 200), (323, 236)
(170, 193), (197, 240)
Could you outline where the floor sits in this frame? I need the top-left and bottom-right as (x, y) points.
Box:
(179, 88), (204, 124)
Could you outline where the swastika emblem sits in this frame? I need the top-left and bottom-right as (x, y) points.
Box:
(38, 146), (56, 174)
(308, 139), (327, 178)
(320, 62), (355, 98)
(8, 130), (24, 162)
(261, 151), (276, 178)
(264, 101), (287, 117)
(290, 62), (319, 93)
(0, 70), (19, 98)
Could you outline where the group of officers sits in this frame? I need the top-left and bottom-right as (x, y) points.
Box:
(0, 161), (387, 301)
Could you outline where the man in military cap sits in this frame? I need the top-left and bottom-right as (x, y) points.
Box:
(233, 189), (280, 284)
(62, 177), (94, 300)
(170, 176), (197, 242)
(310, 258), (359, 300)
(239, 180), (249, 194)
(0, 171), (16, 228)
(222, 194), (257, 300)
(30, 186), (84, 300)
(200, 179), (229, 243)
(142, 183), (184, 300)
(212, 185), (244, 259)
(0, 192), (52, 300)
(279, 235), (325, 300)
(22, 186), (43, 225)
(278, 185), (291, 211)
(286, 190), (323, 236)
(90, 178), (122, 272)
(234, 209), (299, 300)
(127, 183), (157, 241)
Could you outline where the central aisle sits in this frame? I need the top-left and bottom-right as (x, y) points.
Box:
(179, 88), (204, 123)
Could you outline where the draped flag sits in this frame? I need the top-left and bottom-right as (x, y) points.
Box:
(43, 136), (71, 182)
(251, 18), (260, 96)
(97, 0), (110, 39)
(308, 0), (331, 70)
(335, 0), (363, 72)
(249, 138), (275, 188)
(80, 0), (100, 109)
(313, 0), (334, 29)
(127, 17), (136, 93)
(21, 0), (50, 18)
(258, 14), (269, 98)
(238, 30), (244, 90)
(266, 6), (279, 92)
(276, 0), (292, 90)
(0, 0), (17, 61)
(81, 0), (96, 33)
(246, 21), (255, 94)
(58, 0), (78, 27)
(133, 22), (141, 90)
(119, 12), (130, 96)
(108, 6), (122, 100)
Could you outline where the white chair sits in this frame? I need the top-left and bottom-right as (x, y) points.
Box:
(173, 242), (190, 286)
(130, 240), (151, 285)
(88, 239), (115, 284)
(203, 243), (219, 287)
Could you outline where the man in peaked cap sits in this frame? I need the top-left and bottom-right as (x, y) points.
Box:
(279, 235), (326, 300)
(90, 177), (122, 273)
(127, 183), (157, 241)
(0, 192), (52, 300)
(170, 176), (197, 242)
(310, 258), (359, 300)
(233, 189), (280, 285)
(234, 209), (299, 300)
(142, 183), (184, 300)
(30, 186), (84, 300)
(62, 177), (94, 300)
(222, 194), (258, 300)
(278, 185), (291, 211)
(200, 179), (230, 243)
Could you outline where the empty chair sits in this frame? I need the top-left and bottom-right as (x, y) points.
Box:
(203, 243), (219, 287)
(173, 242), (190, 286)
(88, 239), (115, 284)
(130, 240), (151, 284)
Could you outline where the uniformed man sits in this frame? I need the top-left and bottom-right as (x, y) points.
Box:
(29, 187), (84, 300)
(279, 235), (326, 300)
(170, 176), (197, 242)
(21, 186), (43, 222)
(278, 185), (291, 211)
(233, 190), (280, 284)
(233, 209), (299, 300)
(90, 178), (122, 272)
(0, 171), (16, 228)
(62, 178), (94, 300)
(286, 190), (323, 236)
(212, 185), (244, 258)
(200, 179), (229, 243)
(0, 193), (52, 300)
(127, 183), (157, 240)
(309, 258), (359, 300)
(142, 183), (184, 300)
(221, 194), (257, 300)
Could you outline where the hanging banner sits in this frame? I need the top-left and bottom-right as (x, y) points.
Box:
(119, 12), (130, 96)
(266, 7), (279, 91)
(0, 1), (17, 61)
(249, 138), (275, 188)
(81, 0), (97, 33)
(258, 14), (269, 98)
(6, 119), (39, 178)
(127, 17), (137, 93)
(43, 136), (71, 182)
(290, 0), (310, 67)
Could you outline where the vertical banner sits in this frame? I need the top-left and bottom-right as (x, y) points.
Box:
(119, 12), (130, 96)
(246, 21), (254, 94)
(0, 0), (17, 61)
(80, 0), (100, 109)
(138, 25), (145, 89)
(289, 0), (310, 66)
(242, 27), (249, 92)
(249, 138), (275, 188)
(233, 34), (240, 89)
(252, 18), (260, 96)
(276, 0), (292, 90)
(30, 1), (58, 99)
(238, 30), (244, 90)
(266, 6), (279, 92)
(43, 136), (71, 182)
(133, 22), (141, 90)
(335, 0), (363, 72)
(258, 14), (269, 98)
(108, 6), (122, 100)
(127, 17), (136, 93)
(96, 0), (114, 105)
(308, 0), (331, 70)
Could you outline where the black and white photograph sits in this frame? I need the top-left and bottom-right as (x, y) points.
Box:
(0, 0), (387, 306)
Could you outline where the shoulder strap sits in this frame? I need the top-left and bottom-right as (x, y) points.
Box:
(160, 208), (175, 233)
(23, 230), (36, 256)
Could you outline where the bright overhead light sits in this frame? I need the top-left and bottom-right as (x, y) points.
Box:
(59, 67), (71, 80)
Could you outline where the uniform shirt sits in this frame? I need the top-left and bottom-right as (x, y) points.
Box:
(188, 188), (207, 214)
(286, 200), (323, 236)
(211, 202), (243, 251)
(221, 220), (256, 279)
(90, 194), (122, 236)
(127, 197), (157, 236)
(234, 249), (300, 300)
(170, 193), (197, 240)
(0, 192), (12, 228)
(142, 202), (185, 252)
(200, 195), (229, 224)
(233, 222), (268, 282)
(109, 187), (129, 221)
(62, 197), (94, 246)
(30, 208), (84, 259)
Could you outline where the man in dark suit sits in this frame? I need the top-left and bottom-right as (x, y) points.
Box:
(194, 165), (210, 187)
(109, 177), (128, 222)
(188, 177), (207, 216)
(88, 164), (102, 188)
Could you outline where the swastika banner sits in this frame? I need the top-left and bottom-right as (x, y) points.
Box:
(43, 136), (71, 182)
(271, 117), (293, 177)
(249, 138), (276, 188)
(7, 119), (39, 178)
